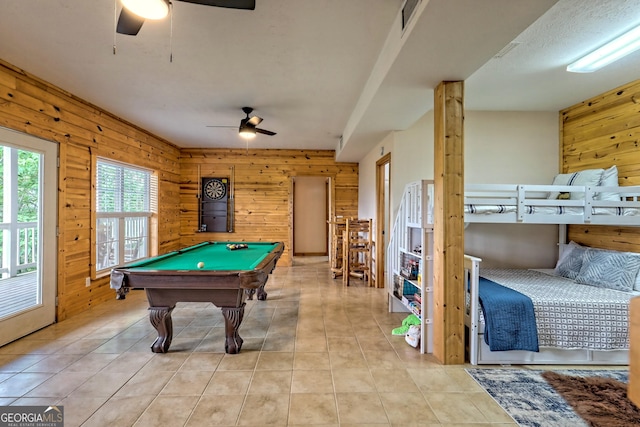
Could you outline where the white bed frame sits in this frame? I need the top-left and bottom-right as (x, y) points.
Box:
(463, 255), (631, 365)
(460, 183), (640, 365)
(464, 183), (640, 225)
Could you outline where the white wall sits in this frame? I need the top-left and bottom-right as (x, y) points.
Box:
(358, 109), (561, 268)
(358, 131), (395, 220)
(359, 111), (435, 223)
(465, 111), (559, 184)
(464, 111), (560, 268)
(391, 110), (435, 222)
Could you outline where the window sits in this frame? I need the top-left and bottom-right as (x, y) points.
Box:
(1, 146), (41, 279)
(95, 159), (156, 272)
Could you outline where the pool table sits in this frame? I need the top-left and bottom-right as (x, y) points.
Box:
(110, 241), (284, 354)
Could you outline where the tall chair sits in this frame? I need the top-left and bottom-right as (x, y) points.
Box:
(342, 218), (373, 286)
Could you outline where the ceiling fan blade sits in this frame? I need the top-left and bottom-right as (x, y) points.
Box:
(247, 116), (263, 126)
(178, 0), (255, 9)
(255, 128), (276, 136)
(116, 7), (146, 35)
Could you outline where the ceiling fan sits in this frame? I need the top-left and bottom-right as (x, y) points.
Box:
(116, 0), (255, 36)
(208, 107), (277, 139)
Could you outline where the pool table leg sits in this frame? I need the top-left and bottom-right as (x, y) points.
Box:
(245, 286), (268, 301)
(257, 284), (268, 301)
(149, 306), (175, 353)
(222, 304), (245, 354)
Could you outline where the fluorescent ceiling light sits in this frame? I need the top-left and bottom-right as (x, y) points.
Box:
(122, 0), (169, 20)
(567, 24), (640, 73)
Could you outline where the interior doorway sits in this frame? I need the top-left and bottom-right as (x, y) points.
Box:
(376, 153), (391, 289)
(292, 176), (329, 257)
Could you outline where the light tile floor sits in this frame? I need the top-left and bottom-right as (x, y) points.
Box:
(0, 257), (518, 426)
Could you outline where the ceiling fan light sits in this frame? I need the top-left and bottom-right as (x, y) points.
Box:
(567, 24), (640, 73)
(239, 126), (257, 139)
(121, 0), (169, 20)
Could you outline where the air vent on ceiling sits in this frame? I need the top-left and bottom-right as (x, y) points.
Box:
(402, 0), (420, 31)
(494, 42), (521, 58)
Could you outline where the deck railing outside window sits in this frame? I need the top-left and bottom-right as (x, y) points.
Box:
(0, 222), (37, 279)
(95, 159), (154, 273)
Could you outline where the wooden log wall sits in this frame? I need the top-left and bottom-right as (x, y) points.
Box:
(0, 58), (358, 321)
(560, 78), (640, 252)
(0, 59), (182, 321)
(179, 149), (359, 266)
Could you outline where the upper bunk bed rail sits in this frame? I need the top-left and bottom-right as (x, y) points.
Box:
(398, 180), (640, 227)
(463, 184), (640, 225)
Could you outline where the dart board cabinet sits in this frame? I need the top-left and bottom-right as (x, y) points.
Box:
(200, 177), (229, 232)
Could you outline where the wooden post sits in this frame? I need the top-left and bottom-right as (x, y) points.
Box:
(433, 81), (465, 364)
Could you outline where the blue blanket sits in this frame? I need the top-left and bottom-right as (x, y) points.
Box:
(478, 277), (539, 352)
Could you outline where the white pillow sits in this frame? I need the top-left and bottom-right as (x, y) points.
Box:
(547, 168), (604, 200)
(555, 241), (582, 269)
(595, 165), (619, 201)
(554, 242), (587, 280)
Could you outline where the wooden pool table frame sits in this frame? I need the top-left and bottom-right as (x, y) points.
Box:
(110, 241), (284, 354)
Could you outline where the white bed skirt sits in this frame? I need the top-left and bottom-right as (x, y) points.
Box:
(472, 332), (629, 365)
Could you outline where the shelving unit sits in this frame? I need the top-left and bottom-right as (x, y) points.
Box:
(386, 180), (434, 354)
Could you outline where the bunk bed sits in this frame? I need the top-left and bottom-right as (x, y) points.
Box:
(388, 167), (640, 364)
(462, 166), (640, 364)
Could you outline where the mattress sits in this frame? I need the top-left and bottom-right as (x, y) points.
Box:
(465, 205), (640, 217)
(477, 268), (637, 350)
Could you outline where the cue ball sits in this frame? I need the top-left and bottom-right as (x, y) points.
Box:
(197, 262), (205, 269)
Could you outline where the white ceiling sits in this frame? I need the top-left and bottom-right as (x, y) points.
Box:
(1, 0), (639, 162)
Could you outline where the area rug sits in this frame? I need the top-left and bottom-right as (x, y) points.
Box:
(541, 371), (640, 427)
(466, 368), (635, 427)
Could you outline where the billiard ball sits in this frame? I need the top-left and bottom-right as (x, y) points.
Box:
(197, 262), (205, 269)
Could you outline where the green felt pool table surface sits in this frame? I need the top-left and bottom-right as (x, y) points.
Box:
(125, 241), (280, 271)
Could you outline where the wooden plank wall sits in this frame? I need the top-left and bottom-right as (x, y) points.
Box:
(0, 58), (358, 321)
(179, 149), (359, 266)
(0, 59), (182, 321)
(560, 78), (640, 252)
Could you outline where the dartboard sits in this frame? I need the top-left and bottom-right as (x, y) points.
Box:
(204, 179), (226, 200)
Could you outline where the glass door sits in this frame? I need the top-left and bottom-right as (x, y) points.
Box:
(0, 127), (57, 346)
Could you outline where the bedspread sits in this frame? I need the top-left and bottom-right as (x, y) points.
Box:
(480, 269), (634, 350)
(479, 277), (539, 352)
